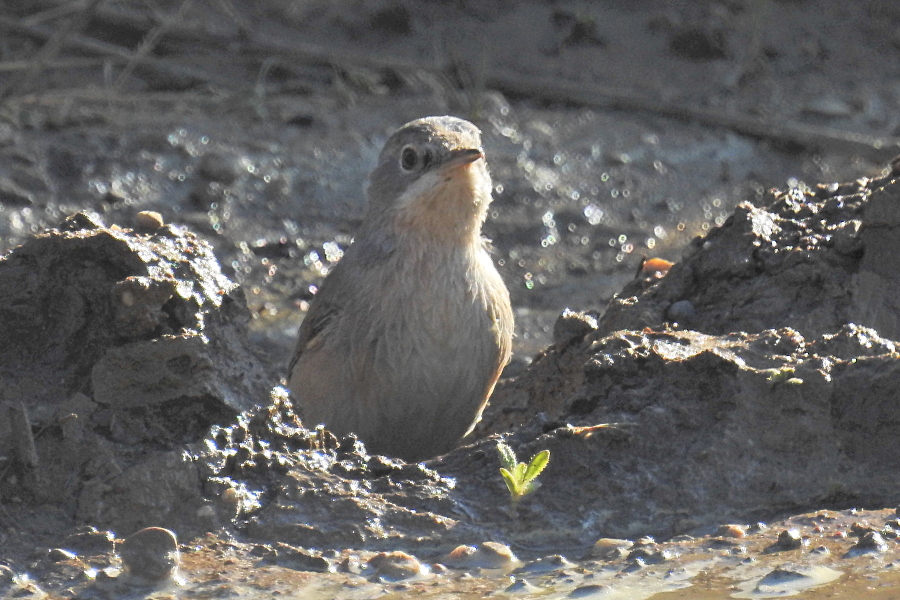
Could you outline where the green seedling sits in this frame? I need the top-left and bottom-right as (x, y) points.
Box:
(497, 441), (550, 513)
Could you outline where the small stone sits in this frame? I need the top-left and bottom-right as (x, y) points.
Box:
(135, 211), (164, 231)
(627, 541), (673, 565)
(441, 542), (517, 569)
(853, 531), (889, 553)
(715, 524), (747, 538)
(570, 584), (609, 598)
(339, 554), (362, 574)
(774, 528), (804, 550)
(666, 299), (696, 325)
(271, 543), (330, 572)
(850, 522), (873, 536)
(367, 551), (425, 581)
(120, 527), (180, 581)
(754, 565), (842, 594)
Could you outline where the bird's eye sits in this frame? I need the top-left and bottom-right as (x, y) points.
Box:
(400, 146), (418, 172)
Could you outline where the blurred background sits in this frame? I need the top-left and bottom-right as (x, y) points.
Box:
(0, 0), (898, 371)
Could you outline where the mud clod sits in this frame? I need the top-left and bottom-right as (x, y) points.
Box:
(120, 527), (180, 581)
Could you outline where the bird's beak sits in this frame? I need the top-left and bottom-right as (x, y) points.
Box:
(441, 148), (483, 171)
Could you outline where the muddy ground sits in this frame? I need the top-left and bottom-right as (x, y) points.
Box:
(1, 0), (900, 598)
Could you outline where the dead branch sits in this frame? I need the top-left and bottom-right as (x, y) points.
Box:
(0, 0), (107, 102)
(2, 3), (897, 158)
(0, 14), (250, 93)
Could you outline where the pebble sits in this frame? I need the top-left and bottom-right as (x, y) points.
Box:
(569, 584), (608, 598)
(716, 524), (747, 538)
(666, 299), (696, 325)
(774, 528), (805, 550)
(119, 527), (180, 581)
(270, 543), (331, 572)
(367, 551), (425, 581)
(135, 211), (165, 231)
(590, 538), (633, 560)
(442, 542), (518, 569)
(853, 531), (889, 553)
(753, 565), (842, 595)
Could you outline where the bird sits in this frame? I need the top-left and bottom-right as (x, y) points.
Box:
(287, 116), (513, 462)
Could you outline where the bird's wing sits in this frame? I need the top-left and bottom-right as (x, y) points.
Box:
(286, 263), (350, 376)
(286, 233), (395, 376)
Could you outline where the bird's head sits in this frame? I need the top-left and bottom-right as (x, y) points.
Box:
(364, 116), (494, 245)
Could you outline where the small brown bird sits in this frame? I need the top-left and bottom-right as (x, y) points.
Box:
(287, 116), (514, 462)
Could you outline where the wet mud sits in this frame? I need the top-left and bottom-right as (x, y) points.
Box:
(2, 1), (900, 598)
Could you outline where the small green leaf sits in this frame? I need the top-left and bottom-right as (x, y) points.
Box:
(524, 450), (550, 482)
(499, 468), (518, 496)
(497, 442), (517, 471)
(513, 461), (528, 482)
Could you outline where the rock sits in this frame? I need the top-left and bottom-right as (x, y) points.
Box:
(570, 585), (609, 598)
(134, 211), (165, 231)
(441, 543), (518, 569)
(366, 551), (425, 581)
(752, 566), (841, 595)
(773, 528), (804, 550)
(590, 538), (633, 560)
(120, 527), (180, 581)
(665, 299), (696, 325)
(851, 531), (889, 554)
(715, 524), (747, 538)
(266, 543), (331, 572)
